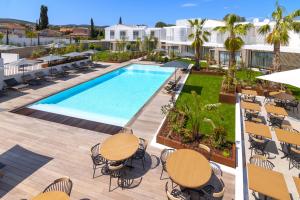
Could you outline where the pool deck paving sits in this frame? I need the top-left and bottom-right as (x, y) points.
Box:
(0, 60), (235, 200)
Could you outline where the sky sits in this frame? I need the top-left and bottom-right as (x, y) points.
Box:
(0, 0), (298, 26)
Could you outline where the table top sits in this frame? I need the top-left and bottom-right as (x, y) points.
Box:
(244, 121), (272, 139)
(100, 133), (139, 161)
(272, 92), (295, 101)
(293, 176), (300, 195)
(241, 101), (261, 112)
(242, 89), (257, 96)
(166, 149), (212, 189)
(248, 164), (291, 200)
(265, 104), (288, 116)
(32, 191), (70, 200)
(275, 128), (300, 146)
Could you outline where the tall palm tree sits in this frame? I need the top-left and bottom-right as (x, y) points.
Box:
(258, 2), (300, 72)
(214, 14), (252, 84)
(188, 19), (211, 70)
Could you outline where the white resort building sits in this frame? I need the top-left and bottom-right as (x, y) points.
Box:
(104, 18), (300, 70)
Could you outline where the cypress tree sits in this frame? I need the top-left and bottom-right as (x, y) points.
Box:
(90, 18), (96, 39)
(39, 5), (49, 30)
(118, 17), (123, 25)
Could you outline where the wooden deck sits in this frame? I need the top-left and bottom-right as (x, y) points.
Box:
(0, 61), (235, 200)
(12, 108), (122, 135)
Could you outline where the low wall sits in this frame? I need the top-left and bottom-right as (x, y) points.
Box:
(0, 46), (46, 59)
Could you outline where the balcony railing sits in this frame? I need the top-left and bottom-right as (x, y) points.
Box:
(3, 63), (43, 77)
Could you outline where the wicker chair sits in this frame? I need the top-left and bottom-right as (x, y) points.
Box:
(119, 127), (133, 134)
(249, 135), (268, 156)
(201, 177), (225, 200)
(43, 177), (73, 196)
(210, 162), (223, 177)
(199, 143), (211, 160)
(249, 155), (275, 170)
(131, 138), (148, 169)
(108, 161), (126, 192)
(289, 145), (300, 170)
(165, 181), (190, 200)
(90, 143), (106, 178)
(267, 113), (284, 128)
(160, 148), (176, 180)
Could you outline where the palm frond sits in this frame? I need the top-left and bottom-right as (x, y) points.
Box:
(291, 22), (300, 33)
(258, 24), (271, 35)
(234, 23), (253, 35)
(213, 26), (227, 33)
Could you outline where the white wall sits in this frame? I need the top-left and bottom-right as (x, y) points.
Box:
(0, 58), (3, 90)
(1, 53), (19, 64)
(2, 35), (72, 47)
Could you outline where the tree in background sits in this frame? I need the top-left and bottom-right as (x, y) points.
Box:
(155, 21), (167, 28)
(223, 14), (246, 22)
(25, 29), (37, 46)
(118, 17), (123, 25)
(258, 2), (300, 72)
(90, 18), (97, 39)
(188, 19), (211, 70)
(39, 5), (49, 30)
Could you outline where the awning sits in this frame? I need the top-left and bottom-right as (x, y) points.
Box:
(257, 69), (300, 88)
(37, 55), (66, 62)
(63, 52), (84, 58)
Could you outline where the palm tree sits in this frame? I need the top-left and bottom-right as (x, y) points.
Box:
(214, 14), (252, 85)
(188, 19), (211, 70)
(258, 2), (300, 72)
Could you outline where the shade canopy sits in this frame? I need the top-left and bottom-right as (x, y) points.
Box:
(257, 69), (300, 88)
(63, 52), (84, 58)
(162, 60), (190, 69)
(37, 55), (65, 62)
(178, 52), (194, 58)
(9, 58), (40, 67)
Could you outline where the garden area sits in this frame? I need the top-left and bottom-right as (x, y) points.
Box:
(157, 73), (236, 167)
(92, 51), (146, 63)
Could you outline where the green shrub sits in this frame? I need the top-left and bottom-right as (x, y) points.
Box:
(92, 51), (145, 62)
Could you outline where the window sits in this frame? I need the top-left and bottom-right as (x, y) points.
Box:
(110, 31), (115, 39)
(120, 31), (127, 40)
(150, 31), (155, 37)
(219, 51), (241, 66)
(251, 51), (273, 68)
(133, 31), (139, 40)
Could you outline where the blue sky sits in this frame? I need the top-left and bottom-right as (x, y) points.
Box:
(0, 0), (298, 26)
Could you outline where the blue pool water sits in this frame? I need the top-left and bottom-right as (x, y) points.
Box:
(29, 64), (175, 126)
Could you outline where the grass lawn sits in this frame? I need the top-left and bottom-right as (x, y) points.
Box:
(236, 69), (263, 83)
(176, 74), (235, 143)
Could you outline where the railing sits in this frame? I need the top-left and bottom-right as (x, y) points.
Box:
(3, 63), (43, 77)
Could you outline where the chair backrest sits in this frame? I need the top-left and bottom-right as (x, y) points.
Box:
(291, 145), (300, 155)
(250, 154), (274, 170)
(119, 127), (133, 134)
(249, 135), (265, 144)
(160, 149), (175, 164)
(138, 138), (148, 151)
(43, 177), (73, 196)
(199, 144), (211, 153)
(165, 182), (181, 200)
(212, 178), (225, 198)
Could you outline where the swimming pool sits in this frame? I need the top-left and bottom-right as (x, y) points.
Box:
(28, 64), (175, 126)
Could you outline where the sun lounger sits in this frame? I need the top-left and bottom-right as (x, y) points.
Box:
(21, 74), (42, 86)
(4, 78), (28, 91)
(49, 68), (67, 78)
(72, 63), (89, 72)
(62, 65), (77, 74)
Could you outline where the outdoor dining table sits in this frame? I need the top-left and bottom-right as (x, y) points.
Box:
(265, 104), (288, 117)
(244, 121), (272, 139)
(293, 176), (300, 196)
(166, 149), (212, 189)
(100, 133), (139, 162)
(275, 128), (300, 159)
(247, 164), (291, 200)
(32, 191), (70, 200)
(241, 101), (261, 112)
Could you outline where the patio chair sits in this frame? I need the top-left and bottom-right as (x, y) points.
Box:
(286, 100), (299, 113)
(165, 181), (191, 200)
(249, 155), (275, 170)
(201, 177), (225, 200)
(21, 74), (42, 86)
(199, 143), (211, 160)
(289, 145), (300, 170)
(282, 125), (300, 133)
(4, 78), (28, 91)
(107, 161), (126, 192)
(43, 177), (73, 196)
(249, 135), (268, 157)
(160, 148), (176, 180)
(244, 110), (260, 123)
(267, 113), (284, 128)
(210, 162), (223, 177)
(130, 138), (148, 169)
(119, 127), (134, 134)
(264, 91), (274, 103)
(90, 143), (106, 178)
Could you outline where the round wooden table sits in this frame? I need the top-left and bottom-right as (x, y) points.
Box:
(166, 149), (212, 189)
(32, 191), (70, 200)
(100, 133), (139, 161)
